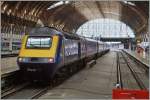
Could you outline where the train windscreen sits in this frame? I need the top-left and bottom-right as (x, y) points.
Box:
(26, 37), (52, 49)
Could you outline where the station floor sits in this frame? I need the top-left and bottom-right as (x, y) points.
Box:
(39, 51), (117, 99)
(123, 49), (149, 67)
(1, 57), (19, 75)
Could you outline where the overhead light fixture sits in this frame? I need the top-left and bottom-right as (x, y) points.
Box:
(123, 1), (136, 6)
(3, 5), (8, 11)
(47, 1), (70, 10)
(64, 1), (70, 4)
(7, 9), (12, 15)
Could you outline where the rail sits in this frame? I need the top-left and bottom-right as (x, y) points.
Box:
(116, 52), (123, 89)
(120, 52), (147, 90)
(122, 50), (149, 69)
(1, 82), (30, 98)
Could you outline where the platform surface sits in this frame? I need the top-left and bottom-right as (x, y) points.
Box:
(123, 49), (149, 67)
(39, 51), (117, 99)
(1, 57), (19, 75)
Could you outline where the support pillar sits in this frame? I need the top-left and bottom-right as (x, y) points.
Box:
(9, 24), (13, 51)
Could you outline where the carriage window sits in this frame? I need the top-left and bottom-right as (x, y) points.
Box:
(26, 37), (52, 49)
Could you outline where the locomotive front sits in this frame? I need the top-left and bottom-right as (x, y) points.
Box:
(17, 27), (62, 81)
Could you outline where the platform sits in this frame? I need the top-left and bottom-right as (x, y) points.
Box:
(39, 51), (117, 99)
(1, 57), (19, 75)
(123, 49), (149, 67)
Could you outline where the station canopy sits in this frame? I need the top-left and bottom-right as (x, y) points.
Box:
(1, 1), (149, 34)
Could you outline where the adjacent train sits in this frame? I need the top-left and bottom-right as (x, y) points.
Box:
(1, 33), (22, 56)
(17, 27), (109, 81)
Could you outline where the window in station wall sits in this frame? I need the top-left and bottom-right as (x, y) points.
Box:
(76, 18), (135, 39)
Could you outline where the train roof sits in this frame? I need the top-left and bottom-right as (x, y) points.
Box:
(29, 27), (62, 36)
(28, 27), (80, 40)
(97, 40), (104, 44)
(85, 38), (98, 42)
(63, 32), (80, 40)
(84, 37), (105, 44)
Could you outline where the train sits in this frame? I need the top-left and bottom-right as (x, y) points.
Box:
(17, 27), (109, 82)
(1, 38), (21, 56)
(1, 33), (22, 56)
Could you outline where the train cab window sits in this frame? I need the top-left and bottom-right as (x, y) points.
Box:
(26, 37), (52, 49)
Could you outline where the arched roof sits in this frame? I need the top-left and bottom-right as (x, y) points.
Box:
(1, 1), (149, 34)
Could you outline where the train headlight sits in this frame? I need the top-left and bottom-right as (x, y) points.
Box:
(18, 57), (26, 62)
(41, 58), (55, 63)
(48, 58), (54, 63)
(18, 57), (23, 62)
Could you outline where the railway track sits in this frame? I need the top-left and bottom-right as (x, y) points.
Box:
(116, 51), (149, 90)
(1, 67), (75, 99)
(1, 51), (109, 99)
(1, 82), (51, 99)
(116, 52), (123, 88)
(1, 82), (30, 99)
(123, 50), (149, 74)
(1, 60), (86, 99)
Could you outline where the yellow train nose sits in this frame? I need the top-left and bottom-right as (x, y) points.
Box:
(19, 35), (59, 58)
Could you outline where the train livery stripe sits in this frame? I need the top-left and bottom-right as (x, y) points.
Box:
(55, 35), (62, 63)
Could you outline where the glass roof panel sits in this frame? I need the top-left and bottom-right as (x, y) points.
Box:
(76, 18), (135, 38)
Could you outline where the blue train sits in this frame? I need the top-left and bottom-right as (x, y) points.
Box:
(17, 27), (109, 81)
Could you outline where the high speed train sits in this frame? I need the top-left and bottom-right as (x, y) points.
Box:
(17, 27), (109, 81)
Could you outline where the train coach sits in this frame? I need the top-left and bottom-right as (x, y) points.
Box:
(17, 27), (109, 82)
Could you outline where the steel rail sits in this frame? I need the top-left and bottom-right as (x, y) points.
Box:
(1, 82), (50, 99)
(31, 87), (50, 99)
(116, 52), (123, 89)
(1, 82), (30, 99)
(120, 52), (147, 90)
(122, 50), (149, 70)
